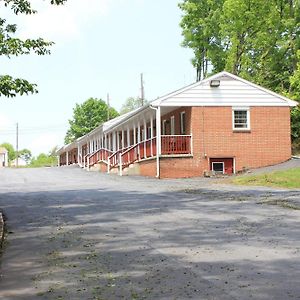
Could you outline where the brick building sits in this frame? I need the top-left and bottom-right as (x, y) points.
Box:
(57, 71), (298, 178)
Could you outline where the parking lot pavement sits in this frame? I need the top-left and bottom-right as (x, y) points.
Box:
(0, 167), (299, 300)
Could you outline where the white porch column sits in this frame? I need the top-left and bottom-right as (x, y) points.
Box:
(121, 130), (125, 149)
(137, 121), (141, 143)
(108, 134), (111, 150)
(143, 119), (147, 157)
(113, 132), (116, 152)
(144, 120), (147, 141)
(127, 126), (130, 147)
(66, 151), (69, 165)
(156, 107), (161, 155)
(150, 114), (154, 156)
(77, 144), (80, 164)
(58, 155), (60, 167)
(133, 125), (136, 145)
(116, 131), (120, 150)
(156, 106), (161, 178)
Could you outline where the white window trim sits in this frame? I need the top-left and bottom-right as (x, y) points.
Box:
(232, 107), (250, 130)
(170, 116), (175, 135)
(180, 111), (186, 135)
(162, 120), (167, 135)
(212, 162), (225, 174)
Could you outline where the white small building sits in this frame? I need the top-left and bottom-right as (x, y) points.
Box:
(0, 147), (8, 168)
(11, 157), (27, 167)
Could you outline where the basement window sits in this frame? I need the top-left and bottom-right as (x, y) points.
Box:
(212, 162), (224, 174)
(232, 108), (250, 130)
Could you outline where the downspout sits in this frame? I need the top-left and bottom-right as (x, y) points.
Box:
(150, 105), (160, 178)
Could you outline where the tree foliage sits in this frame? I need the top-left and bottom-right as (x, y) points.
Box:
(120, 97), (144, 114)
(0, 142), (16, 161)
(179, 0), (300, 150)
(29, 152), (57, 168)
(18, 148), (32, 163)
(65, 98), (119, 144)
(0, 0), (66, 97)
(179, 0), (300, 92)
(179, 0), (225, 81)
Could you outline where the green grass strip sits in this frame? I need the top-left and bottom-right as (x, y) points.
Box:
(232, 167), (300, 189)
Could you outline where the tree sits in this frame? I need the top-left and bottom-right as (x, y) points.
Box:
(179, 0), (225, 81)
(65, 98), (119, 144)
(0, 0), (66, 97)
(179, 0), (300, 149)
(18, 148), (32, 164)
(179, 0), (300, 93)
(30, 152), (57, 168)
(120, 97), (144, 114)
(0, 142), (16, 162)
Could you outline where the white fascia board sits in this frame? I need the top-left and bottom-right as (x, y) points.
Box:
(158, 102), (292, 107)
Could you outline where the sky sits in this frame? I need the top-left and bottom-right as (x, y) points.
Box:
(0, 0), (195, 156)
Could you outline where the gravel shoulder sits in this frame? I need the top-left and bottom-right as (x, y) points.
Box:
(0, 167), (299, 300)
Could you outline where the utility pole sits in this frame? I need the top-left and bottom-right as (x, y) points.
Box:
(16, 122), (19, 168)
(107, 93), (110, 121)
(140, 73), (145, 107)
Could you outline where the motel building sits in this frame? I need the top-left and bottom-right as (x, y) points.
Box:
(57, 71), (298, 179)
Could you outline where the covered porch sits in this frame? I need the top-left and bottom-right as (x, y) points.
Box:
(85, 106), (193, 176)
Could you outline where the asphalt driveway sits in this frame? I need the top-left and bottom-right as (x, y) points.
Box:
(0, 167), (299, 300)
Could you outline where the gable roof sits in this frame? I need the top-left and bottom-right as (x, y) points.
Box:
(151, 71), (298, 107)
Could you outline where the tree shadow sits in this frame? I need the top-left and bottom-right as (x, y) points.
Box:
(0, 181), (299, 299)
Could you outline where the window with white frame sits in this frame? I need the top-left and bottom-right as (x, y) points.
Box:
(233, 108), (250, 130)
(212, 162), (224, 174)
(170, 116), (175, 135)
(162, 120), (167, 135)
(180, 111), (186, 134)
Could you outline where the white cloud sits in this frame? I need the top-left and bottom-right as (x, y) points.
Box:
(18, 0), (112, 41)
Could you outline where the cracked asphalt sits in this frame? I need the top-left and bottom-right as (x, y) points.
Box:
(0, 167), (299, 300)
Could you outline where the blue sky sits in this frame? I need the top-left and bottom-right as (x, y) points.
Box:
(0, 0), (195, 156)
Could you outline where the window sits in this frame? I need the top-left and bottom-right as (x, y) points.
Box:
(162, 120), (167, 135)
(212, 162), (224, 174)
(180, 111), (186, 134)
(147, 127), (151, 139)
(233, 108), (250, 130)
(170, 116), (175, 135)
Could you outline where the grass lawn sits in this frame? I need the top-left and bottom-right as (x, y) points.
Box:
(232, 167), (300, 188)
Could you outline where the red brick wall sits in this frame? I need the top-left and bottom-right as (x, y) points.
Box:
(99, 162), (108, 173)
(138, 106), (292, 178)
(160, 157), (199, 178)
(191, 106), (292, 174)
(139, 159), (157, 177)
